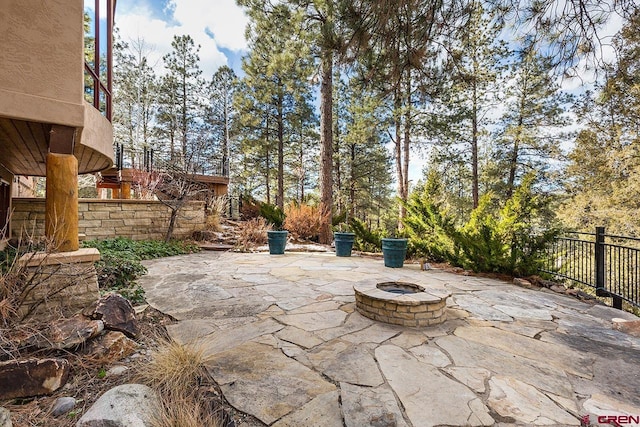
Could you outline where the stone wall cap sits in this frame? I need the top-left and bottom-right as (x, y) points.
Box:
(17, 247), (100, 267)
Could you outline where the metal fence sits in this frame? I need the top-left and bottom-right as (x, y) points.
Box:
(540, 227), (640, 310)
(115, 144), (229, 177)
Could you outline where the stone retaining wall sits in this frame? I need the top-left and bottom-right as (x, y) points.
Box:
(11, 198), (205, 241)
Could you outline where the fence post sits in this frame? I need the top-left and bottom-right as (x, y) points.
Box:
(595, 226), (606, 297)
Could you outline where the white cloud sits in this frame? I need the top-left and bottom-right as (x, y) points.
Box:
(170, 0), (249, 51)
(115, 0), (249, 77)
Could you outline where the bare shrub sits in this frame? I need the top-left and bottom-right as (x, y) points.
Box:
(283, 204), (327, 241)
(236, 218), (271, 251)
(0, 233), (66, 328)
(130, 169), (163, 200)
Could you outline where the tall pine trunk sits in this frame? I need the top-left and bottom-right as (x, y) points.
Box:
(394, 87), (404, 222)
(265, 114), (271, 205)
(472, 78), (479, 209)
(401, 71), (412, 222)
(349, 143), (356, 218)
(319, 48), (333, 244)
(277, 85), (284, 210)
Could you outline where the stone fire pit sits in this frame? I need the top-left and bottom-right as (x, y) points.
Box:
(354, 281), (450, 327)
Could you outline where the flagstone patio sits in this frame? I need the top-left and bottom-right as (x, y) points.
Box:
(138, 251), (640, 427)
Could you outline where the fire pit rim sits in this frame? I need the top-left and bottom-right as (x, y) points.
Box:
(353, 281), (451, 305)
(376, 281), (425, 294)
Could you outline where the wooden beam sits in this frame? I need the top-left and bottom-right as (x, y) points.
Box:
(48, 125), (76, 155)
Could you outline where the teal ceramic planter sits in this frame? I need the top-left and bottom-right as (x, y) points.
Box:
(267, 230), (288, 255)
(381, 238), (408, 268)
(334, 232), (355, 257)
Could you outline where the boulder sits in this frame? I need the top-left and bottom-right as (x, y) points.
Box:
(550, 284), (567, 294)
(91, 294), (140, 338)
(0, 358), (69, 399)
(75, 384), (157, 427)
(51, 397), (76, 417)
(31, 315), (104, 350)
(0, 407), (11, 427)
(513, 278), (533, 288)
(81, 331), (138, 362)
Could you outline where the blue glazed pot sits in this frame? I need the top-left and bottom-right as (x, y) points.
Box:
(334, 232), (355, 257)
(267, 230), (288, 255)
(381, 238), (408, 268)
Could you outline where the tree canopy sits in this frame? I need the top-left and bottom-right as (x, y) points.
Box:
(110, 0), (640, 241)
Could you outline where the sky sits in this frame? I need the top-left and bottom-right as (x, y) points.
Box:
(114, 0), (249, 77)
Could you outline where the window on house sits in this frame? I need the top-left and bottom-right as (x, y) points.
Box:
(84, 0), (114, 121)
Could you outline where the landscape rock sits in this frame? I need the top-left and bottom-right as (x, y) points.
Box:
(551, 284), (567, 293)
(106, 366), (130, 377)
(76, 384), (157, 427)
(0, 407), (11, 427)
(513, 278), (533, 288)
(31, 315), (103, 350)
(81, 331), (138, 362)
(51, 397), (76, 417)
(92, 293), (140, 338)
(0, 358), (70, 399)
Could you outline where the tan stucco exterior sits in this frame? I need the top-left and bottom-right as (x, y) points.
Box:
(0, 0), (84, 106)
(0, 0), (114, 176)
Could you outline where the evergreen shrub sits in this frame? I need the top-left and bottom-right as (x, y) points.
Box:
(403, 174), (560, 276)
(259, 203), (286, 230)
(350, 218), (384, 252)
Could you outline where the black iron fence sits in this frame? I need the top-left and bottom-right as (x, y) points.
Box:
(115, 144), (229, 177)
(540, 227), (640, 310)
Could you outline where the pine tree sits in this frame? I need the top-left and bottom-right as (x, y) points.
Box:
(561, 10), (640, 235)
(492, 42), (570, 199)
(342, 0), (467, 224)
(208, 66), (238, 174)
(441, 0), (509, 208)
(160, 35), (205, 160)
(235, 2), (315, 208)
(287, 0), (346, 243)
(112, 34), (158, 168)
(334, 77), (393, 224)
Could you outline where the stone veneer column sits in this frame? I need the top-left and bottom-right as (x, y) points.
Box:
(45, 125), (79, 252)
